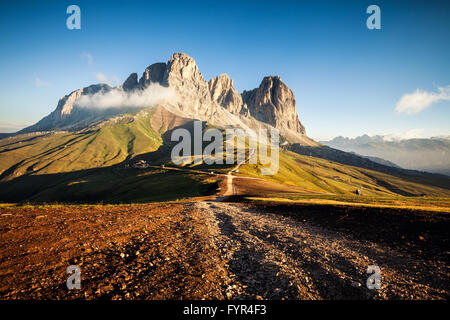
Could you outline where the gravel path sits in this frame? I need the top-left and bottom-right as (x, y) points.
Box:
(0, 199), (447, 299)
(197, 201), (449, 300)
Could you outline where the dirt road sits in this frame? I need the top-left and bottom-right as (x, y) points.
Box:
(0, 199), (448, 299)
(196, 201), (449, 299)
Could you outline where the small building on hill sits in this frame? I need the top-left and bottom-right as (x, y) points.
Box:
(133, 160), (150, 169)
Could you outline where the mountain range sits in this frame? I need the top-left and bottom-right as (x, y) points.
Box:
(321, 135), (450, 176)
(19, 52), (316, 146)
(0, 53), (449, 202)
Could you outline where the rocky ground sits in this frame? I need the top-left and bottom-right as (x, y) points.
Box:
(198, 201), (449, 299)
(0, 203), (228, 299)
(0, 198), (448, 300)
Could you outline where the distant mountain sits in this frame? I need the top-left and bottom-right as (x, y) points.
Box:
(355, 154), (401, 168)
(0, 133), (13, 139)
(321, 135), (450, 176)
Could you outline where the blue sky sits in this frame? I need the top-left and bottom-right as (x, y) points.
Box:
(0, 0), (449, 140)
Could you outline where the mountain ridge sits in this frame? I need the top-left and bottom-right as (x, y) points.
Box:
(17, 53), (316, 146)
(321, 135), (450, 176)
(1, 53), (448, 201)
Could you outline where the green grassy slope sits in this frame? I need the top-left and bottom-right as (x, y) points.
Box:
(0, 110), (161, 180)
(0, 166), (218, 204)
(238, 150), (450, 197)
(0, 108), (219, 203)
(244, 193), (450, 213)
(0, 108), (449, 203)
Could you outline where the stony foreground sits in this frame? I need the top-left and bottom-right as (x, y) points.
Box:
(0, 201), (448, 299)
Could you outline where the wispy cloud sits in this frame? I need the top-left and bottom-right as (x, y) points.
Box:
(75, 83), (176, 109)
(382, 129), (426, 141)
(395, 85), (450, 114)
(34, 78), (51, 88)
(80, 52), (94, 65)
(95, 72), (120, 86)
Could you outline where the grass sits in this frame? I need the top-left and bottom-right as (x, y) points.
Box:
(238, 149), (450, 197)
(0, 165), (218, 204)
(0, 109), (161, 179)
(245, 193), (450, 213)
(1, 109), (449, 203)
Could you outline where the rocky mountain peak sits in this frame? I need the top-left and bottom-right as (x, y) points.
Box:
(137, 53), (201, 90)
(138, 63), (167, 88)
(212, 73), (234, 87)
(165, 53), (205, 85)
(20, 52), (314, 144)
(208, 74), (242, 114)
(122, 73), (138, 92)
(242, 76), (306, 135)
(162, 53), (215, 116)
(168, 52), (197, 68)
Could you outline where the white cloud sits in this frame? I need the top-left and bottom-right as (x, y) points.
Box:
(395, 85), (450, 114)
(75, 83), (176, 109)
(95, 72), (120, 86)
(80, 52), (94, 65)
(34, 78), (51, 87)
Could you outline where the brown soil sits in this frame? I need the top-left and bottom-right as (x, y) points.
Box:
(205, 201), (449, 299)
(0, 203), (228, 299)
(1, 198), (448, 300)
(150, 106), (192, 134)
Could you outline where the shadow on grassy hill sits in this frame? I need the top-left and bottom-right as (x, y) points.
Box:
(0, 164), (218, 204)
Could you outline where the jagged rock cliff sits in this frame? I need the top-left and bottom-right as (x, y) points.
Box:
(242, 76), (305, 135)
(163, 53), (216, 117)
(122, 73), (138, 92)
(131, 53), (247, 127)
(21, 52), (316, 145)
(208, 74), (243, 114)
(138, 62), (166, 88)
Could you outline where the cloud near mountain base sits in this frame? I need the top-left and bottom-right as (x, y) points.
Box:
(75, 84), (176, 109)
